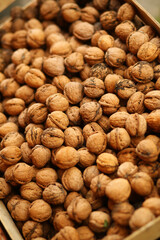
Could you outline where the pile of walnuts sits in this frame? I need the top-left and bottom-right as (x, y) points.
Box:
(0, 0), (160, 239)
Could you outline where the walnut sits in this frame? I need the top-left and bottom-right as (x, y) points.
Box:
(54, 146), (79, 169)
(108, 128), (131, 150)
(15, 85), (34, 104)
(98, 115), (111, 133)
(98, 34), (114, 51)
(61, 167), (84, 191)
(138, 25), (155, 40)
(27, 29), (45, 48)
(93, 0), (109, 10)
(7, 198), (30, 221)
(129, 172), (154, 196)
(53, 75), (70, 91)
(64, 192), (81, 210)
(136, 139), (159, 162)
(117, 162), (138, 179)
(46, 93), (69, 112)
(0, 177), (11, 199)
(43, 182), (67, 205)
(86, 131), (107, 154)
(46, 111), (69, 130)
(99, 93), (120, 115)
(82, 122), (104, 140)
(4, 98), (25, 116)
(0, 78), (20, 97)
(81, 6), (99, 24)
(1, 131), (24, 148)
(40, 0), (60, 20)
(61, 3), (81, 23)
(127, 91), (145, 114)
(109, 112), (129, 129)
(136, 81), (155, 94)
(35, 84), (57, 104)
(137, 42), (159, 62)
(80, 102), (102, 123)
(12, 30), (27, 49)
(131, 61), (154, 83)
(104, 74), (122, 93)
(24, 68), (46, 88)
(83, 77), (105, 98)
(115, 21), (136, 42)
(125, 113), (147, 137)
(146, 109), (160, 133)
(51, 226), (79, 240)
(22, 220), (45, 240)
(46, 32), (65, 47)
(50, 41), (72, 58)
(24, 18), (43, 31)
(105, 47), (126, 67)
(53, 211), (75, 231)
(83, 165), (100, 187)
(64, 82), (84, 104)
(84, 47), (105, 67)
(29, 199), (52, 222)
(91, 30), (108, 47)
(77, 226), (95, 240)
(43, 56), (65, 77)
(73, 21), (94, 41)
(14, 63), (30, 84)
(44, 24), (61, 38)
(30, 145), (51, 168)
(78, 147), (96, 168)
(41, 127), (64, 149)
(11, 48), (31, 65)
(117, 3), (135, 21)
(90, 174), (111, 197)
(105, 178), (131, 203)
(96, 152), (118, 174)
(26, 126), (43, 147)
(86, 189), (104, 210)
(129, 207), (155, 231)
(64, 126), (84, 149)
(90, 63), (112, 80)
(20, 182), (42, 201)
(0, 146), (21, 165)
(142, 197), (160, 216)
(67, 196), (92, 223)
(126, 53), (138, 67)
(144, 90), (160, 111)
(111, 202), (134, 226)
(12, 163), (33, 184)
(100, 11), (118, 30)
(36, 168), (58, 188)
(89, 211), (111, 233)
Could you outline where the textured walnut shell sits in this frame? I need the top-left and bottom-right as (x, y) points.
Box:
(0, 177), (11, 199)
(53, 211), (75, 232)
(112, 202), (134, 226)
(144, 90), (160, 111)
(137, 42), (159, 62)
(30, 145), (51, 168)
(50, 41), (72, 58)
(43, 182), (67, 205)
(117, 3), (135, 21)
(46, 111), (69, 130)
(83, 77), (105, 98)
(64, 52), (84, 73)
(97, 153), (118, 174)
(105, 178), (131, 203)
(64, 126), (84, 149)
(86, 131), (107, 154)
(0, 146), (22, 165)
(27, 29), (45, 48)
(131, 61), (154, 83)
(41, 127), (64, 149)
(61, 3), (81, 23)
(54, 146), (79, 169)
(109, 112), (129, 129)
(142, 197), (160, 216)
(84, 47), (104, 66)
(115, 79), (136, 100)
(117, 162), (138, 179)
(82, 122), (104, 141)
(12, 163), (33, 184)
(129, 172), (154, 196)
(77, 226), (95, 240)
(22, 220), (45, 240)
(78, 147), (96, 168)
(129, 207), (155, 231)
(46, 93), (69, 112)
(89, 211), (111, 233)
(126, 31), (149, 54)
(26, 126), (43, 148)
(4, 98), (25, 116)
(80, 102), (102, 123)
(0, 78), (20, 98)
(73, 21), (94, 41)
(83, 165), (100, 187)
(105, 47), (126, 67)
(146, 109), (160, 133)
(100, 11), (118, 30)
(35, 84), (57, 104)
(29, 199), (52, 222)
(136, 139), (159, 162)
(51, 226), (79, 240)
(99, 93), (120, 115)
(125, 113), (147, 137)
(127, 91), (145, 114)
(62, 167), (84, 191)
(43, 56), (65, 77)
(67, 196), (92, 223)
(115, 20), (136, 42)
(36, 168), (58, 188)
(64, 82), (84, 104)
(20, 182), (42, 201)
(25, 68), (46, 88)
(90, 173), (111, 197)
(108, 128), (131, 150)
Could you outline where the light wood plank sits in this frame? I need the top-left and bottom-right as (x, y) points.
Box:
(124, 216), (160, 240)
(0, 0), (15, 12)
(0, 201), (24, 240)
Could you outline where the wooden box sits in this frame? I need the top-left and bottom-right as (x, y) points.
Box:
(0, 0), (160, 240)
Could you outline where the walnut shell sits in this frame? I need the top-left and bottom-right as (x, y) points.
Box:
(29, 199), (52, 222)
(97, 153), (118, 174)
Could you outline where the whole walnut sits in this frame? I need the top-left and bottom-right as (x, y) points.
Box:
(105, 47), (126, 67)
(20, 182), (42, 201)
(73, 21), (94, 41)
(125, 113), (147, 137)
(115, 79), (136, 100)
(104, 74), (122, 93)
(109, 112), (129, 129)
(29, 199), (52, 222)
(15, 85), (34, 104)
(40, 0), (60, 20)
(146, 109), (160, 133)
(142, 197), (160, 216)
(36, 168), (58, 188)
(108, 128), (131, 150)
(41, 127), (64, 149)
(0, 78), (20, 98)
(84, 47), (104, 66)
(12, 162), (34, 184)
(4, 98), (25, 116)
(43, 56), (65, 77)
(129, 207), (155, 231)
(77, 226), (95, 240)
(99, 93), (120, 115)
(50, 41), (72, 58)
(89, 211), (111, 233)
(14, 63), (30, 84)
(129, 172), (154, 196)
(7, 198), (30, 221)
(127, 91), (145, 114)
(0, 177), (11, 199)
(62, 167), (84, 191)
(54, 146), (80, 169)
(90, 63), (112, 80)
(105, 178), (131, 203)
(46, 93), (69, 112)
(43, 182), (67, 205)
(136, 139), (159, 162)
(12, 30), (27, 49)
(26, 126), (43, 148)
(78, 147), (96, 168)
(64, 126), (84, 149)
(30, 145), (51, 168)
(27, 29), (45, 48)
(46, 111), (69, 130)
(86, 131), (107, 154)
(64, 82), (84, 104)
(117, 162), (138, 179)
(82, 122), (104, 140)
(131, 61), (154, 83)
(100, 11), (118, 30)
(22, 220), (45, 240)
(53, 211), (75, 231)
(90, 174), (111, 197)
(115, 21), (136, 42)
(83, 165), (100, 187)
(144, 90), (160, 111)
(111, 202), (134, 226)
(51, 226), (79, 240)
(117, 3), (135, 21)
(80, 102), (102, 123)
(81, 6), (99, 24)
(1, 132), (24, 148)
(0, 146), (22, 165)
(61, 3), (81, 23)
(67, 196), (92, 223)
(64, 52), (84, 73)
(137, 42), (159, 62)
(97, 153), (118, 174)
(25, 68), (46, 88)
(83, 77), (105, 98)
(35, 84), (57, 104)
